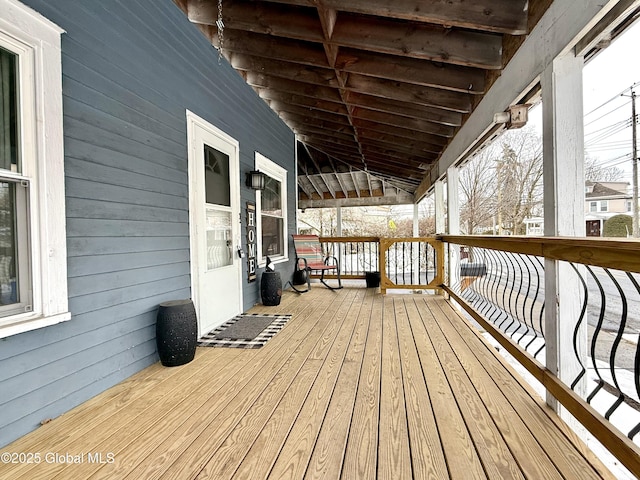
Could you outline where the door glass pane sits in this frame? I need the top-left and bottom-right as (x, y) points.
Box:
(204, 145), (230, 206)
(0, 181), (18, 308)
(0, 47), (18, 172)
(206, 208), (232, 270)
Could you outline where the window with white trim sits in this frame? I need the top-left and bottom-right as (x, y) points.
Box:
(0, 0), (69, 339)
(599, 200), (608, 212)
(589, 201), (597, 212)
(255, 152), (288, 266)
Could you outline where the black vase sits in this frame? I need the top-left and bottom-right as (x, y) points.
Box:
(366, 271), (381, 288)
(156, 299), (197, 367)
(261, 271), (282, 306)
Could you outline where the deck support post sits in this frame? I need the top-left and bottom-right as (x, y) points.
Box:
(542, 51), (587, 429)
(336, 206), (342, 269)
(413, 203), (420, 284)
(447, 167), (461, 289)
(434, 180), (445, 234)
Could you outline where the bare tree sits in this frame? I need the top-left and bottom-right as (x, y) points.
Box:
(584, 155), (625, 182)
(498, 126), (544, 235)
(459, 144), (499, 234)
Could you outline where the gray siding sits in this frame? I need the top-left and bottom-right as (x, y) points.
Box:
(0, 0), (295, 447)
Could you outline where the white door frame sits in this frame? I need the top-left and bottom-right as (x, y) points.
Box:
(186, 110), (243, 334)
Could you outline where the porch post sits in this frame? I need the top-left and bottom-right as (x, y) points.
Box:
(541, 52), (587, 425)
(336, 206), (342, 269)
(413, 203), (420, 284)
(447, 168), (460, 289)
(434, 180), (445, 234)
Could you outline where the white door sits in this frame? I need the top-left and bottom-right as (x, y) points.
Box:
(187, 111), (242, 336)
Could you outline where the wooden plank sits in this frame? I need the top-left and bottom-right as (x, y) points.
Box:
(3, 347), (242, 479)
(129, 288), (359, 480)
(430, 297), (612, 480)
(426, 297), (568, 479)
(394, 297), (449, 478)
(408, 299), (487, 479)
(265, 290), (364, 479)
(304, 291), (373, 479)
(202, 291), (366, 480)
(377, 297), (412, 479)
(444, 286), (640, 477)
(341, 292), (383, 479)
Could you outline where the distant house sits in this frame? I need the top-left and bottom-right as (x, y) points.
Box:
(584, 181), (633, 236)
(522, 181), (634, 236)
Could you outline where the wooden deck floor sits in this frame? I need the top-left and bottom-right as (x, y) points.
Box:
(1, 285), (614, 479)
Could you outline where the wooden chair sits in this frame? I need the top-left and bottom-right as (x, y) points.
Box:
(292, 234), (343, 292)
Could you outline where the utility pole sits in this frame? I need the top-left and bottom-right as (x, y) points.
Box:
(633, 89), (638, 237)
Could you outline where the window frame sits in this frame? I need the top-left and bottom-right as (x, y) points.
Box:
(255, 152), (288, 267)
(0, 0), (69, 339)
(599, 200), (608, 212)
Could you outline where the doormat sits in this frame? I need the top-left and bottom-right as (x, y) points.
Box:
(198, 313), (292, 349)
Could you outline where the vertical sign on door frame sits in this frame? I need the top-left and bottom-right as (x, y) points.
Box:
(247, 201), (257, 282)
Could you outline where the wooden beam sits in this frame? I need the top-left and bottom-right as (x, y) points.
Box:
(188, 1), (324, 42)
(356, 128), (443, 155)
(257, 90), (349, 116)
(351, 108), (454, 139)
(218, 30), (329, 68)
(229, 54), (338, 87)
(245, 73), (343, 103)
(336, 48), (487, 94)
(346, 74), (473, 113)
(259, 0), (529, 35)
(350, 116), (449, 147)
(345, 92), (463, 127)
(331, 14), (503, 69)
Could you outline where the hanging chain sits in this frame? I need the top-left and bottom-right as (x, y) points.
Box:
(216, 0), (225, 64)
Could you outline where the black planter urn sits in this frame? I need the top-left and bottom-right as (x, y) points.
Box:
(156, 299), (197, 367)
(261, 270), (282, 306)
(366, 271), (381, 288)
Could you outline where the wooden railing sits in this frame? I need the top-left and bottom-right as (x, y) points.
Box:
(379, 237), (444, 294)
(316, 236), (444, 293)
(318, 236), (379, 279)
(439, 234), (640, 477)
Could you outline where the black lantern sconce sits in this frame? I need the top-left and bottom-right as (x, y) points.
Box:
(246, 170), (266, 190)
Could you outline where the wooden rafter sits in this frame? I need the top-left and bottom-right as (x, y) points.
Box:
(178, 0), (539, 202)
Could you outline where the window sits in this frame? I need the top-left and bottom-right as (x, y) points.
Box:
(255, 152), (287, 266)
(599, 200), (608, 212)
(589, 201), (597, 212)
(0, 0), (68, 338)
(627, 200), (632, 212)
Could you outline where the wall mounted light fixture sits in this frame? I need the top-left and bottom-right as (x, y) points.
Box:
(246, 170), (266, 190)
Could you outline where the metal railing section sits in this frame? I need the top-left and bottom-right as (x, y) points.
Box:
(318, 236), (379, 279)
(451, 247), (546, 360)
(440, 235), (640, 476)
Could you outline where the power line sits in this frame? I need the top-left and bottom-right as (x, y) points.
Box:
(584, 81), (640, 117)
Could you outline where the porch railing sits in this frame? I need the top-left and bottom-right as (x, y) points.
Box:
(316, 236), (444, 293)
(440, 235), (640, 477)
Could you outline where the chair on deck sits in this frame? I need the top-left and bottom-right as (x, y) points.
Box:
(292, 234), (343, 292)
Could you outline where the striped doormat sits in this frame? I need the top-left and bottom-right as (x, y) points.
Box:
(198, 313), (292, 349)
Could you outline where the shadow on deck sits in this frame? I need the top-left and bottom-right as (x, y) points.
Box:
(0, 285), (614, 479)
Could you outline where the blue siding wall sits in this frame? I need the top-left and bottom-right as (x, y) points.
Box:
(0, 0), (295, 447)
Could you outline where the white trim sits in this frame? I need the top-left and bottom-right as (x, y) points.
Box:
(186, 110), (242, 326)
(0, 0), (69, 339)
(255, 152), (288, 267)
